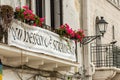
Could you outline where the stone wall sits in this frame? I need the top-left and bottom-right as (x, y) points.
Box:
(63, 0), (81, 30)
(89, 0), (120, 45)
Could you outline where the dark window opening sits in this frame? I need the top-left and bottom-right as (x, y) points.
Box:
(50, 0), (63, 30)
(60, 0), (63, 25)
(36, 0), (45, 18)
(112, 25), (115, 40)
(26, 0), (32, 10)
(50, 0), (55, 30)
(35, 0), (63, 30)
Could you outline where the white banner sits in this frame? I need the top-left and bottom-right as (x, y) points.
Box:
(8, 21), (76, 61)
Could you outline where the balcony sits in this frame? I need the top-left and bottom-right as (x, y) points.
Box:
(0, 19), (79, 72)
(0, 5), (80, 78)
(91, 44), (120, 80)
(91, 44), (120, 68)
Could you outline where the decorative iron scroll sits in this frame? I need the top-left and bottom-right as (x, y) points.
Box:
(80, 35), (100, 45)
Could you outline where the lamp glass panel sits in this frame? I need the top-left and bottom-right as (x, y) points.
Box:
(98, 23), (105, 33)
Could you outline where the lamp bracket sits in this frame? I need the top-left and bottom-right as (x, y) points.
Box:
(81, 35), (101, 45)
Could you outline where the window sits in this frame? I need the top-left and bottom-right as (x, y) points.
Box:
(36, 0), (45, 18)
(26, 0), (32, 10)
(50, 0), (63, 30)
(35, 0), (63, 30)
(112, 25), (115, 40)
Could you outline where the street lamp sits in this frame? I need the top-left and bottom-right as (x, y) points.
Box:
(81, 16), (108, 45)
(97, 17), (108, 36)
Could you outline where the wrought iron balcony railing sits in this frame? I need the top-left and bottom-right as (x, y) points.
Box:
(91, 44), (120, 68)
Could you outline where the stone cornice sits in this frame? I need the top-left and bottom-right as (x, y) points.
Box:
(107, 0), (120, 10)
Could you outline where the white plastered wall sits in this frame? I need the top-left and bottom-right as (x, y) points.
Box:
(89, 0), (120, 46)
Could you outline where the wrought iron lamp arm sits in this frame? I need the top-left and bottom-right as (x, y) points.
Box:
(80, 35), (101, 45)
(80, 16), (108, 45)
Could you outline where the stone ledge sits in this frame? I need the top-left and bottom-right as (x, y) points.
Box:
(96, 67), (120, 73)
(93, 69), (116, 80)
(93, 67), (120, 80)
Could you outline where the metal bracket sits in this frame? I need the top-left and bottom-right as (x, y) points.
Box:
(81, 35), (101, 45)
